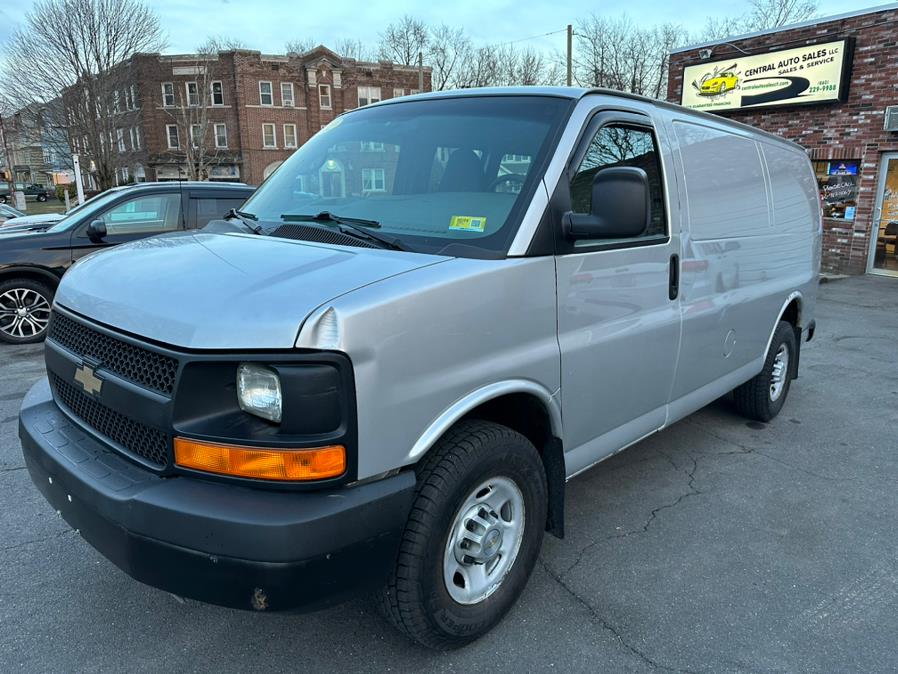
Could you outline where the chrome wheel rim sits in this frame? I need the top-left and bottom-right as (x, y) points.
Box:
(443, 476), (525, 605)
(0, 288), (51, 339)
(769, 343), (790, 402)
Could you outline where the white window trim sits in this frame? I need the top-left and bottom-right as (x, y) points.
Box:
(190, 124), (202, 148)
(259, 80), (273, 106)
(162, 82), (174, 107)
(116, 128), (125, 153)
(262, 123), (277, 148)
(214, 123), (228, 149)
(362, 167), (386, 192)
(318, 84), (332, 109)
(358, 86), (382, 107)
(135, 126), (142, 150)
(166, 124), (179, 149)
(211, 80), (224, 106)
(281, 82), (295, 108)
(186, 81), (199, 107)
(283, 123), (297, 148)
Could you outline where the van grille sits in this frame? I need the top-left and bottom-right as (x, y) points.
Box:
(50, 373), (169, 468)
(48, 312), (178, 396)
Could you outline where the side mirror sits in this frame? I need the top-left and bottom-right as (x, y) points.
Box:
(86, 219), (107, 242)
(563, 166), (650, 240)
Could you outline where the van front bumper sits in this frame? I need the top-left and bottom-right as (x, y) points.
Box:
(19, 377), (416, 612)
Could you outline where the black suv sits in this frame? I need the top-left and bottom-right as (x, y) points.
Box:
(0, 181), (254, 344)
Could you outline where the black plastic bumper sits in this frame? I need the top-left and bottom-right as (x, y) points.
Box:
(19, 377), (416, 612)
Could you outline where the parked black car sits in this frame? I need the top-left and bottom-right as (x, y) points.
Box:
(0, 183), (52, 204)
(0, 181), (255, 344)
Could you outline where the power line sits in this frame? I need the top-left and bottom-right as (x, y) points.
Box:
(491, 27), (569, 49)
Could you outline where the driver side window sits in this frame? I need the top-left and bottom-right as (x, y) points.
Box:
(101, 193), (182, 235)
(570, 124), (666, 239)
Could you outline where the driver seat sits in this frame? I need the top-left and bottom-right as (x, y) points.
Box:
(438, 150), (484, 192)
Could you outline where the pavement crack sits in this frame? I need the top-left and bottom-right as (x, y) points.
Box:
(539, 558), (700, 673)
(1, 527), (74, 553)
(0, 465), (27, 475)
(564, 449), (701, 576)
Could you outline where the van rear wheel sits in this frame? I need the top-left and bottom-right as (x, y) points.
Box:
(378, 420), (547, 649)
(733, 320), (797, 422)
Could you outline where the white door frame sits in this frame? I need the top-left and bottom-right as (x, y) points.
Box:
(867, 151), (898, 277)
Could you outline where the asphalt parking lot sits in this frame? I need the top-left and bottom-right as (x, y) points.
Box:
(1, 275), (896, 673)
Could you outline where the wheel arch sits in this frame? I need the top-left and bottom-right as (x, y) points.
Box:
(408, 381), (566, 539)
(0, 266), (61, 290)
(763, 291), (803, 378)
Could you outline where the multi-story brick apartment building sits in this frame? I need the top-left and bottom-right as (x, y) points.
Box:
(65, 46), (430, 188)
(1, 100), (72, 188)
(668, 3), (898, 277)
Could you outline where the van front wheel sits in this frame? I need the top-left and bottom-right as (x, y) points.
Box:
(733, 320), (797, 422)
(378, 420), (547, 649)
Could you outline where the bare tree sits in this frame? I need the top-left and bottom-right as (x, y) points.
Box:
(379, 15), (429, 66)
(426, 24), (471, 90)
(162, 38), (235, 181)
(285, 38), (316, 54)
(747, 0), (818, 30)
(1, 0), (164, 190)
(335, 38), (373, 61)
(573, 15), (686, 98)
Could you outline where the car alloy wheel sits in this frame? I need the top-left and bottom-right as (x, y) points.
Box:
(0, 287), (52, 340)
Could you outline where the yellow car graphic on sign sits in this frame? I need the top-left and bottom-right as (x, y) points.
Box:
(700, 72), (739, 95)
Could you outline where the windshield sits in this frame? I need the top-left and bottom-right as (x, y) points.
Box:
(241, 95), (572, 256)
(45, 189), (127, 232)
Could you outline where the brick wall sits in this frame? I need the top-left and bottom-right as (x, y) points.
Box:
(67, 47), (431, 187)
(668, 7), (898, 275)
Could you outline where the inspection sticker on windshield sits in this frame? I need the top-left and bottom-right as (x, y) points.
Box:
(449, 216), (487, 232)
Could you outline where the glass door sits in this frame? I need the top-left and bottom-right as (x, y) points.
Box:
(869, 153), (898, 276)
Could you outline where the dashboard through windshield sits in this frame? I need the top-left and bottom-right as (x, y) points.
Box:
(241, 95), (572, 257)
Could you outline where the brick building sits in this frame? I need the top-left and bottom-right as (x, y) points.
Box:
(65, 46), (429, 188)
(668, 4), (898, 277)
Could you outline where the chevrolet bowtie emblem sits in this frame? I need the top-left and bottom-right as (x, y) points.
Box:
(74, 362), (103, 396)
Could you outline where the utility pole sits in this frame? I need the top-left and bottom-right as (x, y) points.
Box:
(418, 51), (424, 92)
(566, 24), (573, 87)
(72, 154), (85, 205)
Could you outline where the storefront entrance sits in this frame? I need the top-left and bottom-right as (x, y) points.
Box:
(869, 153), (898, 277)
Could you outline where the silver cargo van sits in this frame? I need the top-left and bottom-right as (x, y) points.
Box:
(19, 87), (820, 648)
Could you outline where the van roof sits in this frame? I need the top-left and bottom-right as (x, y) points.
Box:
(379, 86), (805, 152)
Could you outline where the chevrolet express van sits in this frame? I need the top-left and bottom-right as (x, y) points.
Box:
(19, 88), (820, 649)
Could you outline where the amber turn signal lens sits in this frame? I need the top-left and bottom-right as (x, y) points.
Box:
(174, 438), (346, 481)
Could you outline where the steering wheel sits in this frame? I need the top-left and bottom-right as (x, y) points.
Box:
(488, 173), (527, 192)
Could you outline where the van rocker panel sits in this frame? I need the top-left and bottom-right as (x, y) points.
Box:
(18, 378), (416, 611)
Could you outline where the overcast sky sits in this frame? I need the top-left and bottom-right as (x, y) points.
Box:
(0, 0), (875, 57)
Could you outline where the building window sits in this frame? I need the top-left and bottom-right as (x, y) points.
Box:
(166, 124), (179, 149)
(186, 82), (199, 107)
(410, 89), (420, 95)
(113, 90), (120, 113)
(393, 88), (405, 98)
(281, 82), (295, 107)
(360, 141), (384, 152)
(362, 167), (386, 192)
(283, 124), (297, 148)
(259, 81), (273, 106)
(319, 84), (331, 109)
(130, 84), (137, 109)
(262, 123), (276, 148)
(129, 127), (138, 150)
(190, 124), (202, 148)
(116, 128), (125, 153)
(162, 82), (174, 107)
(814, 160), (859, 221)
(211, 81), (224, 106)
(357, 86), (381, 107)
(214, 123), (228, 149)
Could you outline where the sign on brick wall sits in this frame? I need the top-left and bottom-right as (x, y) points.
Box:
(681, 39), (852, 112)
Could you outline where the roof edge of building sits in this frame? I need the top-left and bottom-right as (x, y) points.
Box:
(671, 1), (898, 54)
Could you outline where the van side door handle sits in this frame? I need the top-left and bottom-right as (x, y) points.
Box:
(669, 254), (679, 301)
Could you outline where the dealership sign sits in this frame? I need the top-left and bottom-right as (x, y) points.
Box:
(681, 39), (852, 112)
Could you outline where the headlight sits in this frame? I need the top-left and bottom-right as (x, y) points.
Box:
(237, 363), (282, 423)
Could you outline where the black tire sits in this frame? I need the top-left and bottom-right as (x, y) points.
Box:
(733, 320), (797, 422)
(37, 194), (47, 202)
(0, 195), (7, 204)
(0, 278), (54, 344)
(378, 420), (547, 649)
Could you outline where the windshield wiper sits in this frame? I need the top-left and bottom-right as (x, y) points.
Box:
(281, 211), (407, 251)
(226, 208), (263, 235)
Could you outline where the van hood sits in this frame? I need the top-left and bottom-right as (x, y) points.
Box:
(56, 231), (450, 349)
